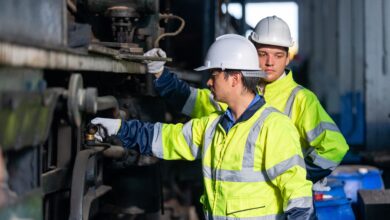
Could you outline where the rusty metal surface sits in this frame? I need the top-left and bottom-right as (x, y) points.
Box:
(88, 43), (172, 62)
(93, 41), (142, 52)
(0, 41), (147, 74)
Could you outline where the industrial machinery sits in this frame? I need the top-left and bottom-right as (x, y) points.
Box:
(0, 0), (190, 219)
(2, 0), (390, 220)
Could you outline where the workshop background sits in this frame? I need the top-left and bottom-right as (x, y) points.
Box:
(0, 0), (390, 219)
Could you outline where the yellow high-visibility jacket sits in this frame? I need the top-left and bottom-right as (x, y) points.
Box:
(146, 100), (313, 219)
(159, 69), (349, 182)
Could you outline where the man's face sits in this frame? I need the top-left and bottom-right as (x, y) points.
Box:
(256, 44), (290, 83)
(206, 70), (231, 102)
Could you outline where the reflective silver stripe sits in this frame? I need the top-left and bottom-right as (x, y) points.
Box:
(151, 123), (164, 158)
(243, 107), (278, 169)
(306, 122), (341, 143)
(182, 87), (198, 116)
(284, 85), (304, 117)
(209, 92), (222, 111)
(182, 120), (201, 159)
(202, 116), (221, 159)
(308, 149), (339, 170)
(285, 197), (313, 211)
(202, 107), (305, 182)
(204, 212), (285, 220)
(203, 165), (213, 180)
(203, 155), (305, 182)
(265, 155), (306, 180)
(204, 166), (267, 182)
(305, 122), (341, 170)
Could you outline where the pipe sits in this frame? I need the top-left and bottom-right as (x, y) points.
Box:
(67, 0), (77, 14)
(97, 95), (118, 110)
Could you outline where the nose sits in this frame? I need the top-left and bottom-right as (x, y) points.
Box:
(265, 55), (274, 67)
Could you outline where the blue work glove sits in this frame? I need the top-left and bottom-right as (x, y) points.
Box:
(91, 117), (121, 142)
(144, 48), (166, 77)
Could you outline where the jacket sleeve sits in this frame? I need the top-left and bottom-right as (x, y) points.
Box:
(154, 68), (192, 112)
(117, 117), (209, 160)
(295, 91), (349, 183)
(154, 68), (226, 118)
(116, 120), (155, 155)
(262, 113), (315, 220)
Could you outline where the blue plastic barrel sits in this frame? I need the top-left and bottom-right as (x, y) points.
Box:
(315, 197), (355, 220)
(326, 179), (347, 198)
(329, 165), (384, 203)
(314, 179), (354, 219)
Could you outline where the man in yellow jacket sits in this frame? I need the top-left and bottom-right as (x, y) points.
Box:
(92, 34), (314, 219)
(146, 16), (349, 183)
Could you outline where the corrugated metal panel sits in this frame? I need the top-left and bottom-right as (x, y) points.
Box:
(364, 0), (390, 149)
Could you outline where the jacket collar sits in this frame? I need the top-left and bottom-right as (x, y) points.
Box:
(265, 69), (297, 95)
(219, 95), (265, 133)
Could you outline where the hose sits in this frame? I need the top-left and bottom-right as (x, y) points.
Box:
(154, 13), (186, 48)
(67, 0), (77, 14)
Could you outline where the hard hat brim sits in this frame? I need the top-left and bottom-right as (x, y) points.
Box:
(250, 33), (294, 47)
(193, 67), (267, 78)
(242, 70), (268, 78)
(194, 66), (209, 71)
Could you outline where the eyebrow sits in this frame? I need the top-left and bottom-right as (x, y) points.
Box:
(258, 51), (286, 55)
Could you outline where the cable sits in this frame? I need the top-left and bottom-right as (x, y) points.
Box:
(154, 13), (186, 48)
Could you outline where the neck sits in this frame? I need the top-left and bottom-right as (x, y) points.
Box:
(227, 92), (255, 120)
(262, 70), (287, 85)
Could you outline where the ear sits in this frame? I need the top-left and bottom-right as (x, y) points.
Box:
(231, 72), (240, 87)
(285, 53), (291, 66)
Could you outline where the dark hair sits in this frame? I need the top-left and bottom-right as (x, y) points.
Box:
(223, 70), (260, 94)
(242, 76), (261, 94)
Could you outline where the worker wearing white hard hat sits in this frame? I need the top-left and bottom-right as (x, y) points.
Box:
(91, 34), (314, 219)
(147, 16), (349, 185)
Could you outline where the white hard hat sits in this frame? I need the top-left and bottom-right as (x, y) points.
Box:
(250, 16), (294, 47)
(195, 34), (265, 78)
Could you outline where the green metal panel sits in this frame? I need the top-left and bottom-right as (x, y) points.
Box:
(0, 190), (42, 220)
